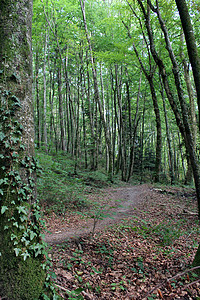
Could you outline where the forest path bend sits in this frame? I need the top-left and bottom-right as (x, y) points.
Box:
(44, 184), (150, 244)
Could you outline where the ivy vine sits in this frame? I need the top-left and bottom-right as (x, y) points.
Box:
(0, 88), (59, 299)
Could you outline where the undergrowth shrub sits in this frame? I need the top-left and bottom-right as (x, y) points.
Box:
(36, 151), (89, 214)
(35, 151), (111, 215)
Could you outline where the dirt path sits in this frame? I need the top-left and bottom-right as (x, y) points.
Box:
(44, 184), (150, 244)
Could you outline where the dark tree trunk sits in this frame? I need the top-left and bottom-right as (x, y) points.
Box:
(175, 0), (200, 130)
(57, 67), (66, 151)
(35, 51), (41, 148)
(137, 0), (200, 219)
(160, 79), (175, 184)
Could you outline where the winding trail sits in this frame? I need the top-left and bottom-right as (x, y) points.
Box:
(44, 184), (150, 244)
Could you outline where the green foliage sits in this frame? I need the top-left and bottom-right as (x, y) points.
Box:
(36, 152), (90, 214)
(77, 200), (118, 235)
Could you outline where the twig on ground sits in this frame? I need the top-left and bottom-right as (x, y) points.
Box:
(143, 266), (200, 298)
(55, 283), (71, 294)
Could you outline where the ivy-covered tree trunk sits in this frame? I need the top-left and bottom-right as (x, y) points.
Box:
(0, 1), (46, 299)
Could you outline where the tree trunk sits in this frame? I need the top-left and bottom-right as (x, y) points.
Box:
(175, 0), (200, 130)
(58, 67), (66, 151)
(115, 65), (127, 181)
(79, 0), (113, 181)
(43, 30), (48, 153)
(137, 0), (200, 218)
(127, 71), (141, 181)
(129, 32), (162, 183)
(160, 78), (175, 184)
(0, 1), (46, 299)
(35, 50), (41, 148)
(85, 56), (97, 170)
(152, 0), (200, 214)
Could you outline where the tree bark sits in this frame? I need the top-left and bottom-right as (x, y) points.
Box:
(43, 30), (48, 153)
(57, 67), (66, 151)
(175, 0), (200, 130)
(137, 0), (200, 218)
(0, 1), (46, 298)
(160, 79), (175, 184)
(79, 0), (113, 181)
(35, 50), (41, 148)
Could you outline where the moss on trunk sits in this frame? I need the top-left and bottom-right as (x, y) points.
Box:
(0, 255), (45, 300)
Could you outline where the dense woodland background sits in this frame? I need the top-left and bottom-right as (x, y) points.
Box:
(1, 0), (200, 299)
(32, 0), (200, 186)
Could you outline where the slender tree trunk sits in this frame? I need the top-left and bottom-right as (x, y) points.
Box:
(74, 62), (80, 174)
(57, 67), (66, 151)
(137, 0), (200, 218)
(79, 0), (113, 180)
(180, 33), (196, 184)
(115, 65), (127, 181)
(43, 30), (48, 153)
(35, 51), (41, 148)
(175, 0), (200, 130)
(80, 51), (88, 169)
(140, 98), (146, 183)
(127, 71), (141, 181)
(128, 31), (162, 182)
(152, 0), (200, 209)
(50, 68), (58, 152)
(160, 78), (175, 184)
(85, 57), (97, 170)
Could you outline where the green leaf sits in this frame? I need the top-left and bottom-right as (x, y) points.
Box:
(30, 231), (37, 240)
(13, 222), (19, 228)
(10, 233), (17, 240)
(21, 251), (30, 261)
(1, 206), (8, 214)
(0, 132), (5, 141)
(14, 248), (21, 256)
(0, 189), (3, 195)
(20, 215), (28, 222)
(74, 287), (84, 294)
(17, 206), (27, 214)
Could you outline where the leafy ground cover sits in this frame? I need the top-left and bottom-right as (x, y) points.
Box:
(44, 185), (200, 299)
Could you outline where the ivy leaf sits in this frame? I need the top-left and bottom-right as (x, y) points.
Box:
(10, 233), (17, 240)
(0, 132), (5, 141)
(20, 215), (28, 222)
(1, 206), (8, 214)
(14, 248), (21, 256)
(0, 178), (8, 185)
(13, 222), (19, 228)
(22, 251), (30, 261)
(0, 189), (3, 195)
(29, 231), (37, 241)
(17, 206), (27, 214)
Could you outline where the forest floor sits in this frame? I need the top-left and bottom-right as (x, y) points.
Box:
(44, 183), (200, 299)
